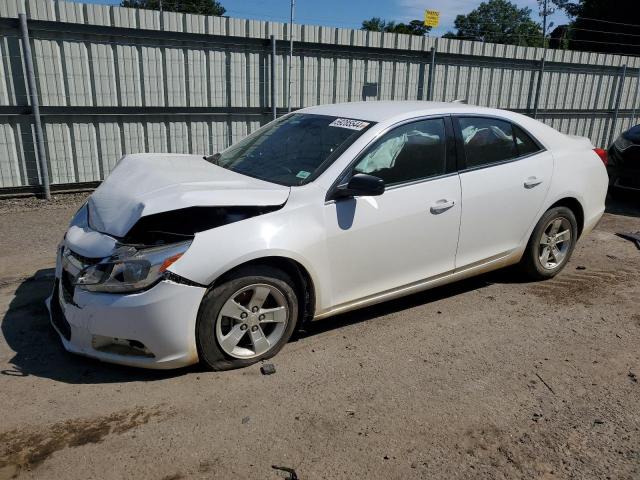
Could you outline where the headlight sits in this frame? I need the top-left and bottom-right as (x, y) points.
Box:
(75, 241), (191, 293)
(614, 135), (633, 152)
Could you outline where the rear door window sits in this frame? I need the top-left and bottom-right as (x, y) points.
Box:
(458, 117), (517, 168)
(457, 117), (543, 169)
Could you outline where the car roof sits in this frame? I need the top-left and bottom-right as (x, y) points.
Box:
(296, 100), (571, 150)
(297, 101), (497, 123)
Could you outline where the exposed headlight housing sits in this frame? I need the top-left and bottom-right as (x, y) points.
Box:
(75, 241), (191, 293)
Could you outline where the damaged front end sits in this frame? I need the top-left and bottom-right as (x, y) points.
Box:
(62, 202), (283, 297)
(50, 202), (284, 369)
(48, 153), (292, 368)
(121, 204), (283, 246)
(48, 202), (207, 367)
(60, 203), (191, 298)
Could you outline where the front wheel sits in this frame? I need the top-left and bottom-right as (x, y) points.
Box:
(519, 206), (578, 280)
(196, 266), (299, 371)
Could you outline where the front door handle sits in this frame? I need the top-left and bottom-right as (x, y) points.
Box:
(524, 176), (543, 189)
(430, 199), (455, 214)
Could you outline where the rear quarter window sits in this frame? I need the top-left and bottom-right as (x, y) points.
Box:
(513, 125), (542, 156)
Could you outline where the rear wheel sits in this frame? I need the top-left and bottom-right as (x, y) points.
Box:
(519, 206), (578, 280)
(196, 266), (299, 371)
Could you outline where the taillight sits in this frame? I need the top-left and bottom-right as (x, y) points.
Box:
(593, 148), (608, 166)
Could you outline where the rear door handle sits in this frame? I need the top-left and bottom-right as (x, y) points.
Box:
(524, 176), (543, 189)
(430, 199), (455, 214)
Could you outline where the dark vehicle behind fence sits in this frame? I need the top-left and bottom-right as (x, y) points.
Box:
(608, 124), (640, 194)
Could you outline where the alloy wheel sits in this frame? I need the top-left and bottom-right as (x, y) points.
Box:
(215, 283), (289, 359)
(538, 217), (572, 270)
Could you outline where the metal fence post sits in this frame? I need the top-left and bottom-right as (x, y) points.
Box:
(271, 35), (277, 121)
(608, 64), (627, 146)
(287, 0), (295, 113)
(426, 46), (436, 101)
(532, 57), (545, 119)
(19, 13), (50, 200)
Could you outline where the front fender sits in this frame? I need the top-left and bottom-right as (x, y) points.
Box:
(168, 203), (330, 311)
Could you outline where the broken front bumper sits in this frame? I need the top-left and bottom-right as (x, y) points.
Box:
(47, 271), (206, 370)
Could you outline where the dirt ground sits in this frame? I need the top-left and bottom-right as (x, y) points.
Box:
(0, 193), (639, 480)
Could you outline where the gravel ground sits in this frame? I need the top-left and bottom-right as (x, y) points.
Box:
(0, 193), (639, 480)
(0, 194), (89, 282)
(0, 193), (89, 215)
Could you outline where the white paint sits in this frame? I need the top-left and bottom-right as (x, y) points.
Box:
(456, 149), (554, 267)
(88, 153), (290, 237)
(65, 224), (117, 259)
(49, 101), (608, 369)
(47, 281), (205, 369)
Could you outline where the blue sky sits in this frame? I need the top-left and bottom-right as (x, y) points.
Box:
(75, 0), (570, 36)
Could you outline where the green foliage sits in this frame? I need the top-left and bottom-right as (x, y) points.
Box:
(552, 0), (639, 55)
(361, 17), (387, 32)
(120, 0), (226, 16)
(361, 17), (431, 36)
(443, 0), (543, 47)
(548, 24), (571, 49)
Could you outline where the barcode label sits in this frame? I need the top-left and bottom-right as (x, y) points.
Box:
(329, 118), (370, 131)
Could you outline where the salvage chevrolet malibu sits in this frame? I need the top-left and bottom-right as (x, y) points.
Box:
(47, 101), (608, 370)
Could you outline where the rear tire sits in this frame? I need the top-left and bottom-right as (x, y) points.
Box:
(196, 266), (299, 371)
(519, 206), (578, 280)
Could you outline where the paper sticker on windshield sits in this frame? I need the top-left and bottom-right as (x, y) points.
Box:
(296, 170), (311, 179)
(329, 118), (370, 131)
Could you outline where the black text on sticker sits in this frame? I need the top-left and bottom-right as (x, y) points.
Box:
(329, 118), (370, 131)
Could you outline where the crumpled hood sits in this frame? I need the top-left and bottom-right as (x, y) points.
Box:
(88, 153), (290, 238)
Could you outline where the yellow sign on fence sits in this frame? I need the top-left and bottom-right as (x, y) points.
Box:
(424, 9), (440, 28)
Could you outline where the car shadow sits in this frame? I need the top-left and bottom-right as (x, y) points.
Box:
(605, 192), (640, 218)
(297, 267), (526, 339)
(1, 269), (196, 384)
(3, 267), (521, 384)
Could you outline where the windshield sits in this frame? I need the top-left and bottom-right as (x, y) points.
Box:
(209, 114), (374, 186)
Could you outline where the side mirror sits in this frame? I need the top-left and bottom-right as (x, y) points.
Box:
(204, 152), (221, 165)
(332, 173), (385, 200)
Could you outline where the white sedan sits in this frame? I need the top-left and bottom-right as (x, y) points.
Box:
(48, 101), (608, 370)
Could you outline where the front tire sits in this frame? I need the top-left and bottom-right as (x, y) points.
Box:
(196, 266), (299, 371)
(519, 206), (578, 280)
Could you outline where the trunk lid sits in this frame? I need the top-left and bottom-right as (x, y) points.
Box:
(87, 154), (290, 237)
(563, 133), (595, 149)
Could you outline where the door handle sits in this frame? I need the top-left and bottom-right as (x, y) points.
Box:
(430, 199), (455, 214)
(524, 176), (543, 189)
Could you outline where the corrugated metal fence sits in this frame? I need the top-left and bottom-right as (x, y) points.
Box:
(1, 0), (639, 192)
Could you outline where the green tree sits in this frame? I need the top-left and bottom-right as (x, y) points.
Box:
(443, 0), (543, 46)
(552, 0), (639, 55)
(393, 20), (431, 36)
(361, 17), (431, 36)
(548, 24), (570, 49)
(361, 17), (388, 32)
(120, 0), (226, 16)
